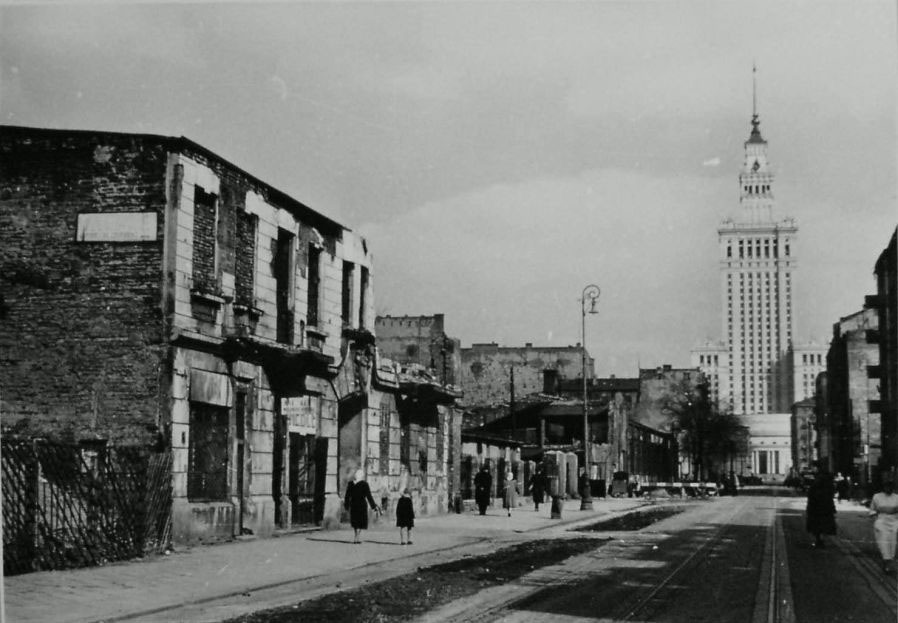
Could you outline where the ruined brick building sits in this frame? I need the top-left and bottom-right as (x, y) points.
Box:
(374, 314), (461, 386)
(458, 342), (594, 409)
(0, 126), (458, 544)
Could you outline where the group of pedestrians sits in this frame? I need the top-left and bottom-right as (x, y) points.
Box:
(474, 465), (548, 516)
(343, 468), (414, 545)
(343, 463), (546, 545)
(340, 463), (568, 547)
(805, 469), (898, 574)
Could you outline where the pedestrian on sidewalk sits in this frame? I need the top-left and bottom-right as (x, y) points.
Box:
(396, 488), (415, 545)
(474, 465), (492, 516)
(344, 468), (380, 544)
(835, 472), (849, 503)
(528, 467), (547, 512)
(503, 470), (519, 517)
(805, 471), (836, 549)
(869, 477), (898, 574)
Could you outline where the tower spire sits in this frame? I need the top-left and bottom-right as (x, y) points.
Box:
(752, 62), (757, 119)
(749, 63), (764, 143)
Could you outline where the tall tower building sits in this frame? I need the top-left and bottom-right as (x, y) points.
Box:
(694, 68), (803, 481)
(718, 73), (798, 417)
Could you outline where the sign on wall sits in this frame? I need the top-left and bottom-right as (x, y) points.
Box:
(76, 212), (157, 242)
(282, 397), (317, 435)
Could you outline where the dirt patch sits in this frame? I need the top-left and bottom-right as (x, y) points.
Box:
(225, 537), (607, 623)
(575, 505), (686, 531)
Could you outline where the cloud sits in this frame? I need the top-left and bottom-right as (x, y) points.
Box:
(359, 169), (729, 375)
(703, 157), (721, 167)
(271, 76), (288, 101)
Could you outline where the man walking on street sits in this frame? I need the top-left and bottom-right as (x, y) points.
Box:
(474, 465), (492, 516)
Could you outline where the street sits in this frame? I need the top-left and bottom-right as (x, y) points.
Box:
(410, 493), (896, 623)
(5, 492), (898, 622)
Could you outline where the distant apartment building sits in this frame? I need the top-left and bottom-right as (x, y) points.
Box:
(0, 126), (458, 547)
(791, 342), (828, 404)
(814, 372), (832, 472)
(691, 339), (729, 410)
(791, 398), (816, 473)
(825, 308), (880, 486)
(870, 227), (898, 479)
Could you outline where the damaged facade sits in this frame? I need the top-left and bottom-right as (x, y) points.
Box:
(0, 126), (458, 545)
(456, 340), (676, 492)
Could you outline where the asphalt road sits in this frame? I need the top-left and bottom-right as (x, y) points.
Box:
(417, 493), (898, 623)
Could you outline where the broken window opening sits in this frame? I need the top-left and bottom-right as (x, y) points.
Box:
(307, 244), (321, 328)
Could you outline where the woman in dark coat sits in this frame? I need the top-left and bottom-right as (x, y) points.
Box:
(344, 468), (379, 544)
(806, 471), (837, 548)
(529, 467), (547, 512)
(396, 488), (415, 545)
(474, 465), (492, 516)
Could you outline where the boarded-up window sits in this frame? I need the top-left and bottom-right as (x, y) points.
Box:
(235, 211), (256, 306)
(192, 187), (217, 292)
(188, 402), (229, 501)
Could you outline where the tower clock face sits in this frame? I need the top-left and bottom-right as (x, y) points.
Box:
(752, 159), (760, 172)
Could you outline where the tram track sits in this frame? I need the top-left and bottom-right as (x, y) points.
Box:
(832, 520), (898, 618)
(618, 497), (759, 622)
(418, 497), (775, 623)
(751, 495), (794, 623)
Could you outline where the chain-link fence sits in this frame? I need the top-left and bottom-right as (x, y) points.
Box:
(1, 438), (172, 575)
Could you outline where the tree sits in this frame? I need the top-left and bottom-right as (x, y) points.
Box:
(664, 378), (748, 481)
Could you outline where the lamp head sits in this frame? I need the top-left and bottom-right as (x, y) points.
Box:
(583, 284), (601, 314)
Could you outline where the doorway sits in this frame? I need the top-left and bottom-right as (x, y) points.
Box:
(288, 433), (328, 526)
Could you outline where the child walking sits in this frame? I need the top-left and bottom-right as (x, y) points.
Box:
(396, 489), (415, 545)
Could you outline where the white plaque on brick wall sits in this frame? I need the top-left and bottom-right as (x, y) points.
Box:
(76, 212), (157, 242)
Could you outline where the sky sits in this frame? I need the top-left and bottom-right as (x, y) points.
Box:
(2, 2), (896, 376)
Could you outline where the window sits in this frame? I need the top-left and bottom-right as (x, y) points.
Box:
(359, 266), (369, 329)
(342, 261), (354, 327)
(235, 211), (257, 306)
(543, 369), (559, 394)
(274, 229), (294, 344)
(379, 407), (391, 474)
(188, 402), (229, 501)
(306, 244), (321, 327)
(192, 186), (218, 292)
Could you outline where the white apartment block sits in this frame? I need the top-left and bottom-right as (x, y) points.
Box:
(791, 342), (828, 403)
(691, 339), (729, 410)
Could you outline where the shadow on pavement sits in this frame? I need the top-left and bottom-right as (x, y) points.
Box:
(506, 519), (766, 621)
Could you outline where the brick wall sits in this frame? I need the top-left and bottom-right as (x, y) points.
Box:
(374, 314), (461, 385)
(458, 343), (590, 407)
(234, 210), (256, 306)
(0, 127), (168, 444)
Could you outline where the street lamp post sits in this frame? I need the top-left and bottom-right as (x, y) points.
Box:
(580, 284), (601, 511)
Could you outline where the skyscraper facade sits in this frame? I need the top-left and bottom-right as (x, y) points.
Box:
(692, 71), (827, 480)
(718, 106), (797, 417)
